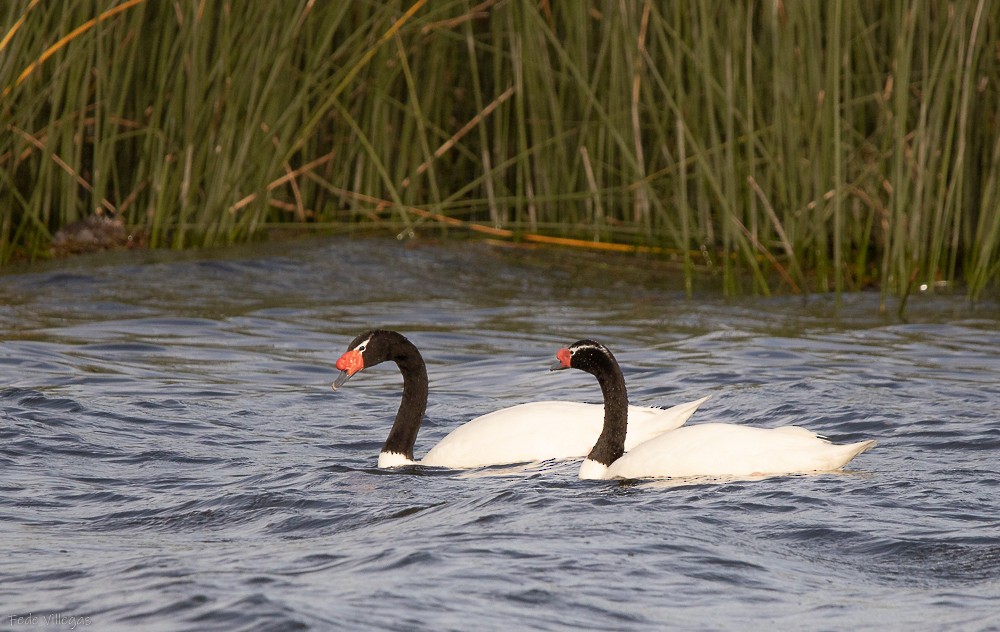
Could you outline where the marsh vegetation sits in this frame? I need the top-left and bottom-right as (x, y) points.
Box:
(2, 1), (997, 308)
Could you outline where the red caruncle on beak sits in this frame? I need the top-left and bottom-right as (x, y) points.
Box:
(556, 348), (572, 368)
(336, 349), (365, 376)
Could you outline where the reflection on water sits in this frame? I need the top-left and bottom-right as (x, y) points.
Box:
(1, 236), (999, 630)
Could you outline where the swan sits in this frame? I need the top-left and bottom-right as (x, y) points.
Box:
(551, 340), (877, 480)
(332, 329), (709, 468)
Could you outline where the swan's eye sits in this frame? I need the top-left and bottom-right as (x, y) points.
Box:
(355, 335), (373, 353)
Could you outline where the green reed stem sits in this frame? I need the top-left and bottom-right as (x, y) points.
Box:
(0, 0), (996, 309)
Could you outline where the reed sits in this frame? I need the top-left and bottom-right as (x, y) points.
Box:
(1, 1), (997, 307)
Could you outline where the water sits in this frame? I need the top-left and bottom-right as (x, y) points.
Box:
(2, 237), (998, 631)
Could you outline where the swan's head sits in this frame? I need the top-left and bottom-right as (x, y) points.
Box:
(332, 329), (396, 390)
(551, 340), (618, 377)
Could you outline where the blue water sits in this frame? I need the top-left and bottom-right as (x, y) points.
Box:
(2, 237), (999, 631)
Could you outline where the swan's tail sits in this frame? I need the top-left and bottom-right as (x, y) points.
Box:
(655, 395), (711, 426)
(837, 439), (877, 467)
(625, 395), (711, 449)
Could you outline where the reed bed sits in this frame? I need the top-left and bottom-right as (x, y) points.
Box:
(2, 1), (998, 308)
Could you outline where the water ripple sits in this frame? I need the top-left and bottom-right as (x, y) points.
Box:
(0, 237), (997, 630)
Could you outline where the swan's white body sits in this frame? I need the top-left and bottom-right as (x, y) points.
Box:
(379, 396), (710, 469)
(580, 422), (877, 480)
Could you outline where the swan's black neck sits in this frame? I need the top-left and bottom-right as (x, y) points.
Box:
(377, 332), (428, 460)
(572, 344), (628, 467)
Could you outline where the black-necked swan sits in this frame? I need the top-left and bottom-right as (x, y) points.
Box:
(551, 339), (877, 480)
(332, 329), (709, 468)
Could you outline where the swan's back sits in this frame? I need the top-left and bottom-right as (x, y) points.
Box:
(607, 423), (877, 480)
(420, 397), (708, 468)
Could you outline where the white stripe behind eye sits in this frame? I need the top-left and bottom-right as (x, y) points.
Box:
(354, 335), (373, 352)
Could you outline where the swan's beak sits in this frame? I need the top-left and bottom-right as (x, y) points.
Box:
(332, 370), (352, 390)
(332, 349), (364, 391)
(549, 348), (572, 371)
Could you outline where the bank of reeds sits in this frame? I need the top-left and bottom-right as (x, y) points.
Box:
(2, 1), (998, 307)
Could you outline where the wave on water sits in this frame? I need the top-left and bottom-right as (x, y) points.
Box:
(1, 238), (998, 630)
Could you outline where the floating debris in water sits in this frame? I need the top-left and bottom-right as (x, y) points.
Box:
(51, 214), (145, 256)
